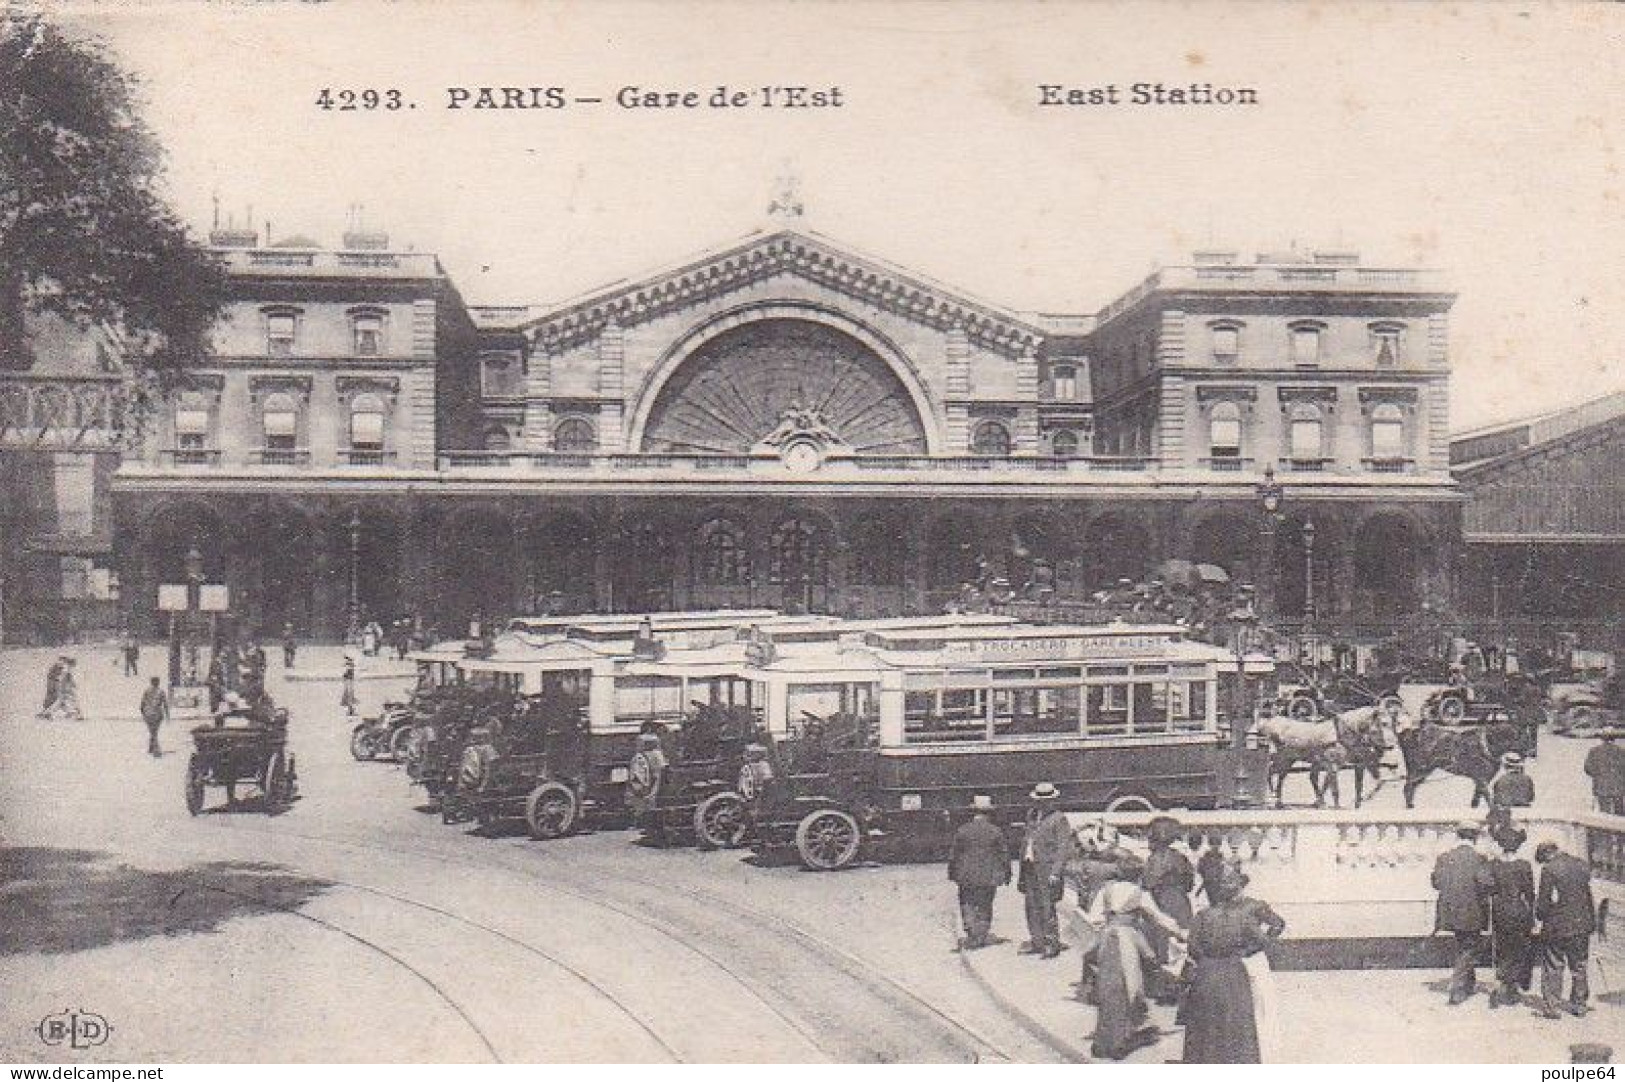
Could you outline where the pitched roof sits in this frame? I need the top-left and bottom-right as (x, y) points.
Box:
(515, 228), (1049, 357)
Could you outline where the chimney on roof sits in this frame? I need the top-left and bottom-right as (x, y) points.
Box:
(343, 201), (390, 250)
(209, 202), (258, 248)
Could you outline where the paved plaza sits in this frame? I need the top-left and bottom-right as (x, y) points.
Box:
(1, 642), (1621, 1062)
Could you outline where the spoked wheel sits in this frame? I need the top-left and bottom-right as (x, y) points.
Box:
(525, 782), (579, 840)
(1105, 793), (1158, 813)
(693, 791), (750, 850)
(1438, 696), (1468, 724)
(388, 725), (415, 761)
(1288, 696), (1319, 721)
(262, 750), (288, 810)
(185, 754), (206, 816)
(350, 726), (378, 761)
(794, 808), (862, 871)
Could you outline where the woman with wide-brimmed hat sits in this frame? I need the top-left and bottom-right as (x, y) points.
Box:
(1079, 861), (1185, 1060)
(1180, 862), (1286, 1063)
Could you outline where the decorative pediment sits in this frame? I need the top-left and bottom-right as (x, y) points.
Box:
(1276, 385), (1339, 410)
(1358, 386), (1420, 410)
(1195, 385), (1258, 403)
(335, 375), (400, 403)
(519, 229), (1046, 358)
(248, 374), (314, 403)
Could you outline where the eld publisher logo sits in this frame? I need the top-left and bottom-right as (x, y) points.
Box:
(36, 1008), (111, 1050)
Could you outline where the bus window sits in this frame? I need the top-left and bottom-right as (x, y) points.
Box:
(541, 668), (589, 701)
(1169, 681), (1210, 732)
(614, 674), (684, 724)
(992, 685), (1080, 738)
(787, 682), (874, 723)
(470, 670), (521, 694)
(1134, 683), (1170, 735)
(1086, 683), (1129, 737)
(905, 688), (988, 743)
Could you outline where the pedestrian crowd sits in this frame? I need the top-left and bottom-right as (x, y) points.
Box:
(949, 784), (1286, 1062)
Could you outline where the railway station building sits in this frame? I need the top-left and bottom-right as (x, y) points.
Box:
(12, 217), (1464, 642)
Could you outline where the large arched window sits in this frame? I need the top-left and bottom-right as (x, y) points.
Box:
(1371, 403), (1406, 461)
(350, 393), (386, 451)
(553, 417), (597, 453)
(768, 518), (827, 586)
(696, 519), (750, 586)
(1209, 401), (1242, 460)
(971, 420), (1012, 457)
(1051, 429), (1080, 459)
(262, 392), (298, 453)
(1288, 402), (1323, 462)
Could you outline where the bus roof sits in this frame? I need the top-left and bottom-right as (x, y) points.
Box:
(506, 609), (781, 635)
(864, 621), (1190, 650)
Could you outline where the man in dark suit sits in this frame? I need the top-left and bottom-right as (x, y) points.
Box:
(1585, 732), (1625, 815)
(1432, 820), (1489, 1004)
(1534, 840), (1597, 1018)
(948, 794), (1011, 950)
(1017, 782), (1075, 958)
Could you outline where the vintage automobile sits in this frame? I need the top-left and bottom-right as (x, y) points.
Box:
(445, 683), (594, 836)
(185, 699), (297, 815)
(405, 683), (521, 812)
(1547, 672), (1623, 735)
(349, 699), (416, 761)
(733, 622), (1272, 870)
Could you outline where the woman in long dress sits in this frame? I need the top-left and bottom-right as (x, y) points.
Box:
(1081, 866), (1185, 1060)
(1181, 862), (1286, 1063)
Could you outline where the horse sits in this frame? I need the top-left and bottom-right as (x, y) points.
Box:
(1395, 719), (1525, 809)
(1255, 706), (1393, 808)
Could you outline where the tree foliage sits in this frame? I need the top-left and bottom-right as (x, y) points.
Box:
(0, 12), (226, 375)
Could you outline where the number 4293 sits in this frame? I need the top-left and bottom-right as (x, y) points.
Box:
(316, 89), (407, 111)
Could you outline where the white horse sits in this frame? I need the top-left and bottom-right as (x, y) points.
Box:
(1255, 705), (1395, 808)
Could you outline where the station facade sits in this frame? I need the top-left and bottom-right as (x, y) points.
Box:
(102, 221), (1462, 641)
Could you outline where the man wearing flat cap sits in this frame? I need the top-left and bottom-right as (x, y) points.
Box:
(1432, 820), (1490, 1005)
(1017, 782), (1075, 958)
(948, 794), (1011, 950)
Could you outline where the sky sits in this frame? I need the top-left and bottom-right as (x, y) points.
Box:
(44, 0), (1625, 431)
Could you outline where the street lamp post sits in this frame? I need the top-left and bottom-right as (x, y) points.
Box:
(347, 509), (361, 643)
(1255, 465), (1283, 622)
(182, 545), (203, 685)
(1302, 517), (1318, 674)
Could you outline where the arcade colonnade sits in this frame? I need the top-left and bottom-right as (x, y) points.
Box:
(116, 493), (1455, 641)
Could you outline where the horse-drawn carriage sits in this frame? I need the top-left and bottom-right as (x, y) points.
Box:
(185, 704), (297, 815)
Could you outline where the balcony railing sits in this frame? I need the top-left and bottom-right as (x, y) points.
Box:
(1280, 456), (1331, 473)
(1201, 455), (1252, 472)
(340, 448), (397, 467)
(163, 448), (222, 466)
(1363, 456), (1414, 474)
(250, 448), (311, 467)
(435, 451), (1159, 475)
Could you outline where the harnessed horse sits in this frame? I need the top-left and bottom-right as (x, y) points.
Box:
(1255, 706), (1393, 808)
(1394, 715), (1525, 809)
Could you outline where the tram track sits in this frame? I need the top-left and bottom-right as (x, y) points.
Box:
(195, 812), (1021, 1062)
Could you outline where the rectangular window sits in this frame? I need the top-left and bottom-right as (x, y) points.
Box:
(1210, 416), (1242, 456)
(175, 408), (210, 437)
(904, 688), (988, 743)
(1372, 419), (1405, 459)
(1052, 367), (1077, 401)
(264, 409), (297, 439)
(266, 313), (296, 357)
(353, 316), (383, 357)
(1372, 328), (1402, 366)
(1169, 681), (1210, 731)
(613, 675), (684, 722)
(1085, 683), (1129, 737)
(1291, 327), (1321, 367)
(992, 684), (1081, 739)
(1212, 326), (1239, 360)
(481, 354), (524, 397)
(1133, 682), (1170, 734)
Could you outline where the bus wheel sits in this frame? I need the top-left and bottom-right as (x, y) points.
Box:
(525, 782), (578, 840)
(694, 791), (749, 850)
(1438, 695), (1467, 724)
(1104, 793), (1157, 813)
(795, 808), (861, 871)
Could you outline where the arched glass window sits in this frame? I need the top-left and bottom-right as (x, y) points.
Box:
(553, 417), (597, 453)
(1209, 401), (1242, 459)
(262, 392), (298, 451)
(350, 393), (386, 449)
(697, 519), (749, 586)
(1371, 403), (1406, 460)
(1051, 429), (1080, 459)
(768, 518), (827, 586)
(482, 426), (512, 451)
(1288, 403), (1322, 461)
(971, 420), (1011, 457)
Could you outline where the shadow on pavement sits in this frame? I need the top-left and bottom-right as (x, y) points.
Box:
(0, 847), (332, 956)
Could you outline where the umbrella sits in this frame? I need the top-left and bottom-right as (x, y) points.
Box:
(1195, 563), (1232, 585)
(1156, 559), (1199, 589)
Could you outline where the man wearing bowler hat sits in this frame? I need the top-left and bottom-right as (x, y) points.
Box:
(948, 794), (1011, 950)
(1018, 782), (1075, 958)
(1433, 820), (1490, 1005)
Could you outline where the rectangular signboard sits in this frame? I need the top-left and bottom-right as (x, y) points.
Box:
(156, 584), (188, 612)
(199, 584), (230, 612)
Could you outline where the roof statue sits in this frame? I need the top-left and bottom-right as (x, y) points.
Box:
(766, 170), (804, 223)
